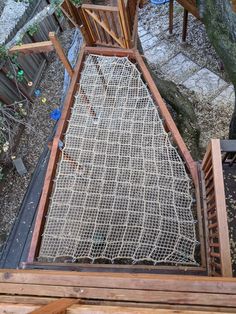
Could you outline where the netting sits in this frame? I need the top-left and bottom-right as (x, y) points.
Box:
(39, 54), (198, 265)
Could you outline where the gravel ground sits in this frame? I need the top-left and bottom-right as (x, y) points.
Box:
(0, 26), (75, 253)
(139, 2), (230, 82)
(224, 165), (236, 276)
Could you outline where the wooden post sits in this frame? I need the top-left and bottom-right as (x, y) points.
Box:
(169, 0), (174, 34)
(49, 32), (74, 78)
(118, 0), (132, 48)
(182, 8), (188, 42)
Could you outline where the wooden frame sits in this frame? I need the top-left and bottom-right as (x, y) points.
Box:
(9, 32), (74, 78)
(1, 269), (236, 313)
(201, 139), (232, 277)
(25, 46), (206, 275)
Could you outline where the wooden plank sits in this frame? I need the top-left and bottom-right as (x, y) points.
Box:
(211, 139), (232, 277)
(9, 41), (54, 55)
(82, 4), (119, 12)
(118, 0), (132, 48)
(0, 303), (39, 314)
(84, 9), (125, 48)
(27, 46), (86, 263)
(49, 32), (74, 78)
(30, 298), (78, 314)
(1, 270), (236, 294)
(84, 46), (135, 57)
(0, 295), (57, 305)
(2, 283), (236, 306)
(68, 305), (232, 314)
(134, 51), (198, 186)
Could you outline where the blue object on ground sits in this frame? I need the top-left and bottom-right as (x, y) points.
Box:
(50, 108), (61, 121)
(34, 89), (41, 97)
(151, 0), (170, 4)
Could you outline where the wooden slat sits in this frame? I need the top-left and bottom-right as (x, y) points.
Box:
(0, 303), (39, 314)
(2, 283), (236, 306)
(210, 139), (232, 277)
(30, 298), (78, 314)
(2, 270), (236, 294)
(68, 305), (233, 314)
(118, 0), (132, 48)
(84, 9), (125, 48)
(82, 4), (119, 12)
(9, 41), (54, 55)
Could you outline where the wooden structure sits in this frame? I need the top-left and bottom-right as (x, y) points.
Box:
(8, 0), (232, 278)
(1, 0), (236, 312)
(1, 269), (236, 313)
(201, 139), (232, 277)
(169, 0), (200, 42)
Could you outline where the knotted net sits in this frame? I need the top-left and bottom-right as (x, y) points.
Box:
(39, 55), (198, 265)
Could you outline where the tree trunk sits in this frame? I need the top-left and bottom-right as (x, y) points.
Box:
(197, 0), (236, 138)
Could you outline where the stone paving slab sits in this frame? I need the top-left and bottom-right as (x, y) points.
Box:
(211, 85), (235, 108)
(160, 53), (201, 84)
(140, 34), (159, 51)
(144, 40), (178, 66)
(182, 68), (228, 100)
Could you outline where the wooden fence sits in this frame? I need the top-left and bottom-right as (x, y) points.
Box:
(201, 139), (232, 277)
(0, 0), (65, 106)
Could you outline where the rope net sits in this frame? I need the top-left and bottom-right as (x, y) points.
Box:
(39, 55), (198, 265)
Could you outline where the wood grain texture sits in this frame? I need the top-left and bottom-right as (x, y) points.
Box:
(9, 41), (54, 55)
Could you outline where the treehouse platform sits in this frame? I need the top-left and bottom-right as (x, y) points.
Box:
(0, 0), (236, 312)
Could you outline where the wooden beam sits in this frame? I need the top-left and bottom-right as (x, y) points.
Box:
(118, 0), (132, 48)
(68, 305), (232, 314)
(84, 46), (135, 57)
(211, 139), (232, 277)
(49, 32), (74, 78)
(30, 298), (78, 314)
(9, 41), (54, 55)
(0, 303), (40, 314)
(1, 270), (236, 295)
(1, 282), (236, 306)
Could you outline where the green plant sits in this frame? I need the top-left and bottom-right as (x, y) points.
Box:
(70, 0), (82, 5)
(27, 23), (39, 36)
(0, 167), (4, 181)
(0, 45), (7, 61)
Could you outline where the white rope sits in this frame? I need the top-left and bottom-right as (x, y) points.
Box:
(39, 55), (198, 265)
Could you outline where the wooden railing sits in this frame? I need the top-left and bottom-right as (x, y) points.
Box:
(201, 139), (232, 277)
(80, 1), (131, 48)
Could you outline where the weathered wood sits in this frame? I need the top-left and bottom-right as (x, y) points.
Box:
(30, 298), (78, 314)
(1, 270), (236, 294)
(118, 0), (131, 48)
(0, 303), (39, 314)
(211, 139), (232, 277)
(9, 41), (54, 55)
(49, 32), (74, 77)
(201, 139), (232, 277)
(2, 282), (236, 306)
(68, 305), (232, 314)
(182, 9), (189, 42)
